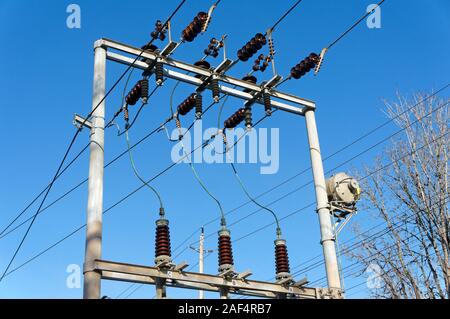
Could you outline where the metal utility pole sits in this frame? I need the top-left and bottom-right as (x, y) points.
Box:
(190, 227), (213, 299)
(304, 108), (341, 290)
(83, 41), (106, 299)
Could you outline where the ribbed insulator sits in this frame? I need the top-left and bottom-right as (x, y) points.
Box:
(224, 108), (246, 129)
(211, 78), (220, 102)
(268, 37), (275, 57)
(290, 53), (320, 80)
(237, 33), (267, 62)
(123, 106), (129, 122)
(125, 81), (142, 106)
(182, 12), (208, 42)
(195, 93), (203, 118)
(177, 93), (196, 116)
(155, 221), (171, 258)
(275, 241), (290, 275)
(218, 233), (234, 267)
(245, 106), (252, 129)
(263, 92), (272, 115)
(155, 62), (164, 85)
(140, 79), (149, 101)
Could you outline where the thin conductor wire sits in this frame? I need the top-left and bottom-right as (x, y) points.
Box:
(326, 0), (386, 50)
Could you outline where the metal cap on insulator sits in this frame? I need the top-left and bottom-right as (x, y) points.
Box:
(218, 228), (234, 273)
(155, 218), (172, 266)
(274, 238), (292, 282)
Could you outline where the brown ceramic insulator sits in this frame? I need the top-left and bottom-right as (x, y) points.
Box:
(242, 75), (257, 93)
(218, 234), (234, 266)
(140, 79), (149, 100)
(141, 44), (158, 52)
(125, 81), (142, 106)
(155, 223), (171, 258)
(244, 105), (252, 128)
(177, 93), (196, 116)
(263, 92), (272, 115)
(290, 52), (320, 80)
(224, 108), (246, 129)
(182, 12), (208, 42)
(194, 60), (211, 79)
(275, 242), (290, 274)
(237, 33), (267, 62)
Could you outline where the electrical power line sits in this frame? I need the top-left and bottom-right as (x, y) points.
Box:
(0, 112), (270, 280)
(327, 0), (386, 50)
(0, 0), (189, 283)
(267, 0), (304, 34)
(188, 98), (449, 246)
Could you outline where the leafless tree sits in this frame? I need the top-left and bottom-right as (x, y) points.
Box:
(347, 93), (449, 299)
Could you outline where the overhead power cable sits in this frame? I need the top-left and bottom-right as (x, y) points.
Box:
(327, 0), (386, 50)
(187, 98), (449, 246)
(1, 113), (270, 280)
(0, 0), (189, 283)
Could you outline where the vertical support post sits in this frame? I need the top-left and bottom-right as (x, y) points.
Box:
(155, 278), (166, 299)
(199, 227), (205, 299)
(83, 41), (106, 299)
(304, 108), (341, 290)
(219, 287), (229, 299)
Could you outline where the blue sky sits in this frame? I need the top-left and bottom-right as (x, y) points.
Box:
(0, 0), (449, 299)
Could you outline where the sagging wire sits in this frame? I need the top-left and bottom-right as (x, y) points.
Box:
(125, 130), (165, 216)
(167, 83), (227, 228)
(118, 71), (166, 218)
(219, 105), (292, 281)
(279, 0), (387, 86)
(219, 108), (282, 238)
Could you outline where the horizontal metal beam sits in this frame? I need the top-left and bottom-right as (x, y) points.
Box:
(92, 259), (319, 299)
(97, 38), (315, 115)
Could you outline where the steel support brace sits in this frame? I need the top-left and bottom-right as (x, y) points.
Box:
(92, 259), (321, 299)
(96, 38), (315, 115)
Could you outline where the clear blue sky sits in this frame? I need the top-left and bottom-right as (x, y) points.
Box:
(0, 0), (449, 299)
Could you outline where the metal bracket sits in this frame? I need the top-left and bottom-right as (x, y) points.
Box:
(293, 277), (309, 287)
(236, 270), (253, 280)
(73, 114), (93, 130)
(316, 287), (344, 299)
(215, 58), (234, 75)
(173, 262), (189, 272)
(160, 41), (178, 57)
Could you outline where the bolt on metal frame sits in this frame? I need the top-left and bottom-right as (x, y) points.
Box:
(83, 38), (342, 299)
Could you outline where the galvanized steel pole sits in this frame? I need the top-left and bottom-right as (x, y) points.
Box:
(304, 108), (341, 290)
(83, 42), (106, 299)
